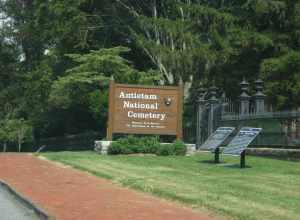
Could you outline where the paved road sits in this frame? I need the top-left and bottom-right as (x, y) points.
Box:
(0, 186), (41, 220)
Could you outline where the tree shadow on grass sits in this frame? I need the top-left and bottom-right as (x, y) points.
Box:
(198, 160), (226, 165)
(221, 163), (252, 169)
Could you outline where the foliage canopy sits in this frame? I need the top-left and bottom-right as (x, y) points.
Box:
(0, 0), (299, 145)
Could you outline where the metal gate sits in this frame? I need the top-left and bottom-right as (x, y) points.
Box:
(195, 79), (300, 149)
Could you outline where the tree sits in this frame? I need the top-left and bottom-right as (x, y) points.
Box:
(1, 0), (300, 143)
(116, 1), (237, 94)
(114, 0), (280, 99)
(261, 52), (300, 110)
(6, 119), (33, 152)
(0, 119), (10, 152)
(48, 47), (160, 135)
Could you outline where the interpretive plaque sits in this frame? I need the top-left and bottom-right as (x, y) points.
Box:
(107, 78), (183, 140)
(223, 127), (262, 155)
(200, 127), (235, 152)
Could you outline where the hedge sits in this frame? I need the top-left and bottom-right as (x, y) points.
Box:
(107, 136), (186, 156)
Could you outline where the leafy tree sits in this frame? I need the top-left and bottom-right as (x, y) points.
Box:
(261, 52), (300, 110)
(0, 118), (33, 152)
(0, 119), (10, 152)
(48, 46), (160, 135)
(49, 46), (160, 107)
(115, 0), (280, 98)
(116, 1), (237, 92)
(1, 0), (300, 144)
(6, 118), (33, 152)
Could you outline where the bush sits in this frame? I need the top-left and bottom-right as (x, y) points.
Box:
(156, 140), (187, 156)
(108, 135), (160, 155)
(107, 136), (187, 156)
(156, 144), (175, 156)
(141, 136), (161, 154)
(173, 140), (187, 155)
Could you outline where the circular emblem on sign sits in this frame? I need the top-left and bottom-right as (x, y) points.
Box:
(164, 97), (172, 106)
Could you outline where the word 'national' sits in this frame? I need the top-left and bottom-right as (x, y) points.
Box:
(123, 101), (159, 110)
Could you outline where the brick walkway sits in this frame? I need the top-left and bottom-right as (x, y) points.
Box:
(0, 154), (217, 220)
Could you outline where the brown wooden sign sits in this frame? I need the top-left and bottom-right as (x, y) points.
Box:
(107, 78), (183, 140)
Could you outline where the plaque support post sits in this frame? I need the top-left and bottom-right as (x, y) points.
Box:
(214, 147), (220, 163)
(240, 150), (246, 168)
(107, 76), (115, 140)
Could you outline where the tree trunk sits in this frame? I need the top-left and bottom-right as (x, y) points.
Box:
(18, 142), (21, 152)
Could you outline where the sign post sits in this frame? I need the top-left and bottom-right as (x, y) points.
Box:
(107, 76), (115, 140)
(106, 79), (183, 140)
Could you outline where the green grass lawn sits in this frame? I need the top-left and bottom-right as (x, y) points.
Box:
(42, 151), (300, 220)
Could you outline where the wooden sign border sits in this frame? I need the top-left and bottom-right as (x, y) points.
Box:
(106, 78), (183, 140)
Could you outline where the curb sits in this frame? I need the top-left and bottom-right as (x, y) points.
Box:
(198, 147), (300, 160)
(0, 180), (55, 220)
(246, 147), (300, 159)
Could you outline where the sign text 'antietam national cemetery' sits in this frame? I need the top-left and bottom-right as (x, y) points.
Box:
(107, 79), (183, 140)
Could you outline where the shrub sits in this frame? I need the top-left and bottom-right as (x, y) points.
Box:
(156, 140), (187, 156)
(108, 140), (129, 154)
(107, 136), (187, 156)
(108, 135), (160, 155)
(173, 140), (187, 155)
(108, 136), (135, 154)
(156, 144), (175, 156)
(141, 136), (160, 154)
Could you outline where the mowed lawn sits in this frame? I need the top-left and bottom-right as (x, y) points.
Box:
(42, 152), (300, 220)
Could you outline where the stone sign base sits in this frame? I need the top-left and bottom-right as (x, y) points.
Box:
(94, 140), (196, 156)
(94, 141), (112, 155)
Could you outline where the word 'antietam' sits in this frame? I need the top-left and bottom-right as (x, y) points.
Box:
(119, 92), (158, 100)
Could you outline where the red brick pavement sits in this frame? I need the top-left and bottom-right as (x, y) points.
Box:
(0, 154), (217, 220)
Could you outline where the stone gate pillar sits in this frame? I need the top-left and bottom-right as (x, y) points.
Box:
(240, 79), (250, 116)
(254, 79), (266, 114)
(196, 86), (206, 148)
(296, 119), (300, 138)
(208, 85), (218, 136)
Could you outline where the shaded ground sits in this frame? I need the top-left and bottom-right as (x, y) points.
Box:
(0, 185), (41, 220)
(0, 153), (215, 220)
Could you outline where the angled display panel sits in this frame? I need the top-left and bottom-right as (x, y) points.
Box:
(200, 127), (235, 152)
(223, 127), (262, 155)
